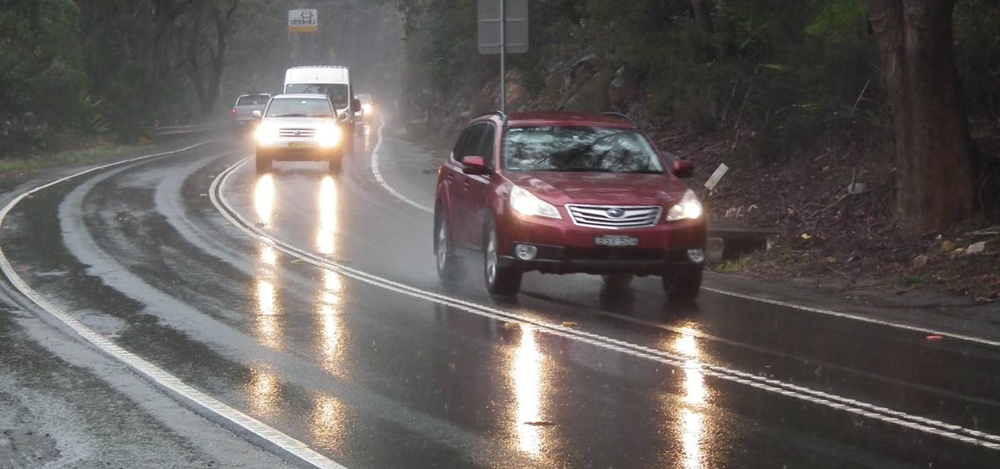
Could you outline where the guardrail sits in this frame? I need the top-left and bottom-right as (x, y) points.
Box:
(137, 122), (232, 144)
(152, 121), (232, 138)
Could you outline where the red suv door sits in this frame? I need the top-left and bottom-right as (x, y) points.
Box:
(462, 122), (497, 250)
(441, 124), (485, 248)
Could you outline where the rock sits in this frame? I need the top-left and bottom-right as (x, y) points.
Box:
(912, 255), (929, 268)
(939, 240), (956, 252)
(847, 182), (866, 194)
(966, 241), (987, 255)
(706, 237), (725, 263)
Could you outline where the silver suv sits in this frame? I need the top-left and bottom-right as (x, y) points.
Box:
(231, 93), (271, 129)
(253, 94), (344, 173)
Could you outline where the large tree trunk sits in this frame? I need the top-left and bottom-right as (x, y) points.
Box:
(691, 0), (714, 33)
(864, 0), (974, 232)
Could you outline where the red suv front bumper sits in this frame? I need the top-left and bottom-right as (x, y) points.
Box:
(497, 212), (706, 275)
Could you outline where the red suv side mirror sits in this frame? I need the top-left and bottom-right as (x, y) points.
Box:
(673, 160), (694, 179)
(461, 156), (489, 175)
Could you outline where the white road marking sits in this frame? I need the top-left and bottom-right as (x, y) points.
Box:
(0, 143), (348, 469)
(214, 157), (1000, 451)
(368, 117), (434, 213)
(702, 287), (1000, 348)
(364, 120), (1000, 349)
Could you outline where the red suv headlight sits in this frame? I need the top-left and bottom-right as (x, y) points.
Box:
(510, 186), (561, 219)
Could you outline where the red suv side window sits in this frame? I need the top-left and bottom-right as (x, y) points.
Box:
(452, 124), (488, 163)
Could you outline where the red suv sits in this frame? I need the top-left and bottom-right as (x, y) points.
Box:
(433, 112), (706, 299)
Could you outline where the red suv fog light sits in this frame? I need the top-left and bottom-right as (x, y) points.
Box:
(688, 249), (705, 263)
(515, 244), (538, 261)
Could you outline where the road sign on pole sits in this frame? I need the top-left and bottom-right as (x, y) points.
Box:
(478, 0), (528, 113)
(288, 9), (318, 33)
(478, 0), (528, 54)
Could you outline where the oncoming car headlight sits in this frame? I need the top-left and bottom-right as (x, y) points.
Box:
(317, 123), (341, 148)
(510, 186), (561, 219)
(666, 189), (703, 221)
(362, 104), (373, 114)
(255, 122), (278, 146)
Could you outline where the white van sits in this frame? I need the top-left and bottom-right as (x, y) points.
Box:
(284, 66), (360, 154)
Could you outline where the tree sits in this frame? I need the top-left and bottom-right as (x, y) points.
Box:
(179, 0), (241, 119)
(863, 0), (975, 231)
(692, 0), (714, 33)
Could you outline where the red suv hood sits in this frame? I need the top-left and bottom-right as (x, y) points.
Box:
(505, 171), (687, 206)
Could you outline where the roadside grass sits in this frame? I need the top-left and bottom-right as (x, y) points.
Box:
(716, 255), (755, 273)
(0, 144), (152, 175)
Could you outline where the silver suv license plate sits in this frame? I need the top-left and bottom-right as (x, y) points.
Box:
(594, 235), (639, 247)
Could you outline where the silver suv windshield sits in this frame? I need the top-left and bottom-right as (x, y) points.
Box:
(504, 126), (664, 174)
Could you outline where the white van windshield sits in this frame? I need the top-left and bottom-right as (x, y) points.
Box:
(284, 84), (350, 108)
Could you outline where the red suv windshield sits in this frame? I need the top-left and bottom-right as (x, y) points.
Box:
(503, 126), (664, 174)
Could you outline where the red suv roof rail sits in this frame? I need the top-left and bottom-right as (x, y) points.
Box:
(475, 110), (507, 123)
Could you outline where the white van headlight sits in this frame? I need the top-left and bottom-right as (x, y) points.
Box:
(666, 189), (703, 221)
(510, 186), (561, 219)
(317, 123), (341, 148)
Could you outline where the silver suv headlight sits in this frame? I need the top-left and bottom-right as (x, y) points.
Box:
(255, 122), (278, 146)
(316, 123), (341, 148)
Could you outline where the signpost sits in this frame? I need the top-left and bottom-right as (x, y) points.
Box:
(288, 9), (318, 33)
(478, 0), (528, 113)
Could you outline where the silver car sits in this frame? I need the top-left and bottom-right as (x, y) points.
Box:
(253, 94), (344, 173)
(231, 93), (271, 129)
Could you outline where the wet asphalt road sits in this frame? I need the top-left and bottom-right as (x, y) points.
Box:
(2, 123), (1000, 468)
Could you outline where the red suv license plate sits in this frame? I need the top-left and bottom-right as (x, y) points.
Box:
(594, 235), (639, 247)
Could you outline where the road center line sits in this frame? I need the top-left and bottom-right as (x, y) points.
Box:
(0, 142), (348, 469)
(213, 156), (1000, 451)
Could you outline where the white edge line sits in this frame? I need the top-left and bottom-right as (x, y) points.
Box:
(703, 287), (1000, 348)
(0, 142), (348, 469)
(214, 157), (1000, 451)
(369, 117), (434, 213)
(364, 119), (1000, 349)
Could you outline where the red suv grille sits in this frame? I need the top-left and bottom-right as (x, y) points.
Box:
(565, 205), (662, 229)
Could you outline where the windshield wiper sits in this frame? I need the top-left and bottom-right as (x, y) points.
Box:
(276, 113), (307, 117)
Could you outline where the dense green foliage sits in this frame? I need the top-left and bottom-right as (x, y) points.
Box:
(0, 0), (88, 131)
(397, 0), (1000, 163)
(1, 0), (400, 152)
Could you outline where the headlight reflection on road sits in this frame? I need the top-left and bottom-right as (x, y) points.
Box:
(255, 243), (282, 349)
(311, 394), (348, 446)
(670, 325), (712, 469)
(363, 125), (372, 153)
(318, 270), (347, 375)
(254, 174), (275, 225)
(254, 276), (282, 350)
(511, 326), (547, 457)
(315, 176), (347, 374)
(316, 176), (339, 256)
(247, 369), (280, 417)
